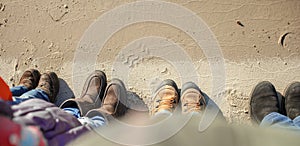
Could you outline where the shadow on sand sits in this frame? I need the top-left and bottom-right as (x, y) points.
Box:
(55, 78), (75, 107)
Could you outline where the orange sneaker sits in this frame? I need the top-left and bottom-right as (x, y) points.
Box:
(151, 79), (179, 116)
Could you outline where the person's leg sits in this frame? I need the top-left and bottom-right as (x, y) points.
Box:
(292, 116), (300, 128)
(63, 107), (81, 118)
(64, 107), (107, 128)
(260, 112), (295, 128)
(12, 89), (49, 104)
(10, 69), (41, 96)
(11, 71), (59, 105)
(10, 86), (29, 96)
(83, 110), (108, 128)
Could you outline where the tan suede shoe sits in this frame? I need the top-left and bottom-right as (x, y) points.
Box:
(18, 69), (41, 90)
(36, 72), (59, 103)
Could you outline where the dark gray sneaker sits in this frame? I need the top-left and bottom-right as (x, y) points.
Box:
(250, 81), (281, 124)
(284, 82), (300, 119)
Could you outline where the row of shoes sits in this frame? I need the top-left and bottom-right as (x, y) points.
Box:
(18, 69), (207, 119)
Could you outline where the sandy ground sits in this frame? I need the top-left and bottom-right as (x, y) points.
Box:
(0, 0), (300, 125)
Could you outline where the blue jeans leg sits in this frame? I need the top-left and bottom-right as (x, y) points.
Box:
(90, 115), (106, 127)
(292, 116), (300, 128)
(63, 107), (106, 128)
(12, 89), (49, 105)
(63, 108), (81, 118)
(10, 86), (29, 96)
(260, 112), (295, 129)
(78, 116), (106, 128)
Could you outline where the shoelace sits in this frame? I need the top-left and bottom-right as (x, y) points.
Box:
(154, 95), (177, 113)
(182, 94), (206, 113)
(183, 102), (201, 112)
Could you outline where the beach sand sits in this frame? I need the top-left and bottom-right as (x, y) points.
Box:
(0, 0), (300, 125)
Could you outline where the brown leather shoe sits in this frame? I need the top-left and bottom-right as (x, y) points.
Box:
(18, 69), (41, 90)
(36, 72), (59, 103)
(250, 81), (281, 124)
(86, 78), (128, 118)
(60, 70), (107, 116)
(151, 79), (179, 116)
(284, 82), (300, 119)
(181, 82), (206, 114)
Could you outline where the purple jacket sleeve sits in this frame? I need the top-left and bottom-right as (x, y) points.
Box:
(12, 99), (90, 146)
(48, 125), (90, 146)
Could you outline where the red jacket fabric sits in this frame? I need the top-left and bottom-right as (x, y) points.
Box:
(0, 76), (12, 101)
